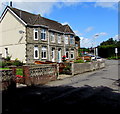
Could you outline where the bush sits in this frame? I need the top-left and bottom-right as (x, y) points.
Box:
(12, 60), (23, 66)
(74, 59), (84, 63)
(108, 56), (120, 60)
(0, 61), (12, 68)
(5, 56), (12, 61)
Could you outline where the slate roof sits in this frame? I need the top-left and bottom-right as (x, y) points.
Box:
(8, 6), (74, 34)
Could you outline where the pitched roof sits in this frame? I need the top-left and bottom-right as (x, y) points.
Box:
(2, 6), (75, 34)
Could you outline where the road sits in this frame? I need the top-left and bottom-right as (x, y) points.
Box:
(2, 60), (120, 113)
(46, 60), (119, 91)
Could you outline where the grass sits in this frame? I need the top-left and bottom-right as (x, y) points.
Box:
(16, 68), (23, 76)
(0, 68), (10, 70)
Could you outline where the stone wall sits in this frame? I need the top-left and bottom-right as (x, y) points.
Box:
(72, 61), (105, 75)
(0, 69), (16, 90)
(23, 64), (58, 85)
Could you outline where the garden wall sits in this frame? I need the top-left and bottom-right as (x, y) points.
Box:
(72, 61), (105, 75)
(0, 69), (16, 91)
(23, 64), (58, 85)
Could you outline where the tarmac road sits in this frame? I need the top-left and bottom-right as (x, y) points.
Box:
(2, 60), (120, 113)
(46, 60), (119, 92)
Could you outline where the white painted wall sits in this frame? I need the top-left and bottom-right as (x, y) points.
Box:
(0, 10), (26, 62)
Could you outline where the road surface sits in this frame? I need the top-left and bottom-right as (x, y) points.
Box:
(2, 60), (120, 113)
(46, 60), (119, 91)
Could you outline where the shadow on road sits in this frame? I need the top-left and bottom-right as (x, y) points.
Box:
(2, 85), (120, 113)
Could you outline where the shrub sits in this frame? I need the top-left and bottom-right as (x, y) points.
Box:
(5, 56), (12, 61)
(74, 59), (84, 63)
(12, 60), (23, 66)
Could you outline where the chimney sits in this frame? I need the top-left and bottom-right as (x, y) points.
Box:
(10, 1), (12, 7)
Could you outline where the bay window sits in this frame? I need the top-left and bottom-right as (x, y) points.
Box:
(41, 29), (46, 40)
(51, 32), (55, 42)
(41, 47), (47, 59)
(65, 35), (68, 44)
(70, 35), (74, 44)
(34, 29), (38, 40)
(58, 34), (61, 43)
(34, 46), (39, 59)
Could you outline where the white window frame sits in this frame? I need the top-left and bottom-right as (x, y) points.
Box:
(65, 51), (69, 59)
(41, 29), (46, 41)
(41, 47), (47, 59)
(70, 35), (74, 44)
(65, 35), (68, 44)
(58, 34), (61, 44)
(34, 46), (39, 59)
(5, 48), (8, 58)
(51, 32), (55, 42)
(70, 51), (74, 59)
(34, 29), (38, 40)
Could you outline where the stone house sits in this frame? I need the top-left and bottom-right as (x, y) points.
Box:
(0, 6), (80, 63)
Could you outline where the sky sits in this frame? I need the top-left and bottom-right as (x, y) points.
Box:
(0, 0), (119, 48)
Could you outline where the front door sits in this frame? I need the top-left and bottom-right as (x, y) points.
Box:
(52, 48), (55, 62)
(58, 49), (61, 63)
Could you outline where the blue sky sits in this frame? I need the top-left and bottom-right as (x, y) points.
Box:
(0, 0), (118, 48)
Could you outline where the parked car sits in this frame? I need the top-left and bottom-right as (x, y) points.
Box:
(96, 56), (103, 62)
(86, 54), (96, 60)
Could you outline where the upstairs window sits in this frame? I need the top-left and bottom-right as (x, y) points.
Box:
(34, 29), (38, 40)
(65, 35), (68, 44)
(34, 46), (39, 59)
(58, 34), (61, 43)
(70, 35), (74, 44)
(41, 47), (47, 59)
(41, 29), (46, 40)
(51, 32), (55, 42)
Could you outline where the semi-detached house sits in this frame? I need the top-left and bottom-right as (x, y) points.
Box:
(0, 6), (80, 63)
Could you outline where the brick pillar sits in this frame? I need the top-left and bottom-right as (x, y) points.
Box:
(9, 66), (16, 76)
(9, 66), (17, 90)
(23, 65), (31, 86)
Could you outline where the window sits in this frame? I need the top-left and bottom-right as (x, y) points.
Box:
(58, 34), (61, 43)
(5, 48), (8, 58)
(70, 35), (74, 44)
(41, 29), (46, 40)
(65, 35), (68, 44)
(65, 51), (69, 59)
(34, 46), (39, 59)
(71, 51), (74, 59)
(34, 29), (38, 40)
(51, 32), (55, 42)
(42, 47), (47, 59)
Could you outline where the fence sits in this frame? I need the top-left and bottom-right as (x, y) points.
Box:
(23, 64), (58, 85)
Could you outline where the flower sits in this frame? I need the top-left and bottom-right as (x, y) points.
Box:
(16, 75), (23, 78)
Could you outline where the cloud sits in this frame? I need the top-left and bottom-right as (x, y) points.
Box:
(74, 30), (83, 36)
(113, 34), (119, 41)
(85, 26), (94, 33)
(80, 37), (93, 48)
(94, 2), (118, 10)
(61, 22), (69, 25)
(94, 32), (107, 38)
